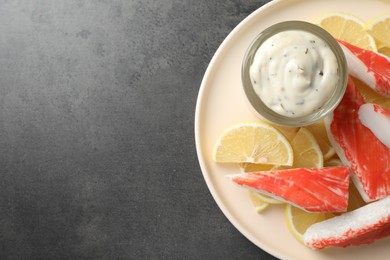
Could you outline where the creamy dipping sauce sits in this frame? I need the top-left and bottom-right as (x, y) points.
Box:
(249, 30), (339, 117)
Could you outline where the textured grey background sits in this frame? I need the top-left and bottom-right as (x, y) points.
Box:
(0, 0), (278, 259)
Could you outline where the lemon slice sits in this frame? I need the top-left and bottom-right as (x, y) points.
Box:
(249, 191), (270, 213)
(324, 158), (343, 167)
(364, 14), (390, 48)
(377, 40), (390, 56)
(378, 45), (390, 57)
(213, 122), (293, 165)
(285, 204), (335, 243)
(237, 124), (298, 173)
(313, 12), (377, 51)
(354, 77), (390, 110)
(347, 182), (367, 212)
(238, 162), (274, 173)
(305, 121), (335, 161)
(290, 128), (323, 168)
(253, 192), (284, 205)
(271, 125), (299, 142)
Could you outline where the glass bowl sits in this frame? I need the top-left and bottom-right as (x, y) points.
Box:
(242, 21), (347, 126)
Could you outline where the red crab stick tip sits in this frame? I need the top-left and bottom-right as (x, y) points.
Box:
(228, 166), (350, 213)
(337, 40), (390, 98)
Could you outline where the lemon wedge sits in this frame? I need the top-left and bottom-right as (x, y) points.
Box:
(378, 45), (390, 57)
(290, 128), (323, 168)
(285, 204), (335, 243)
(213, 123), (293, 166)
(249, 191), (270, 213)
(354, 77), (390, 110)
(364, 14), (390, 49)
(305, 121), (335, 161)
(324, 158), (343, 167)
(313, 12), (377, 51)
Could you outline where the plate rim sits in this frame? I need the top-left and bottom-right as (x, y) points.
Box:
(194, 0), (289, 258)
(194, 0), (390, 259)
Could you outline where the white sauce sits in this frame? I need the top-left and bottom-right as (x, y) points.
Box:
(250, 30), (339, 117)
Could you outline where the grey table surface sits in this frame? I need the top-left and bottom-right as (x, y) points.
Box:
(0, 1), (279, 259)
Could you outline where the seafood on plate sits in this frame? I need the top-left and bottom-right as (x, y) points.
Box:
(338, 40), (390, 98)
(324, 77), (390, 202)
(228, 166), (350, 213)
(304, 196), (390, 249)
(359, 103), (390, 149)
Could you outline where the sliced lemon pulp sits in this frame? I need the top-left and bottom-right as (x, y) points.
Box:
(324, 158), (343, 167)
(285, 204), (335, 243)
(313, 12), (377, 51)
(305, 121), (335, 161)
(364, 14), (390, 49)
(213, 122), (293, 166)
(354, 77), (390, 110)
(290, 128), (323, 168)
(249, 191), (270, 213)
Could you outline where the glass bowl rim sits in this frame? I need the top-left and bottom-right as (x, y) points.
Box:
(241, 20), (348, 127)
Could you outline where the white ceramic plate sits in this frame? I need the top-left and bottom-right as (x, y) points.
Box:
(194, 0), (390, 259)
